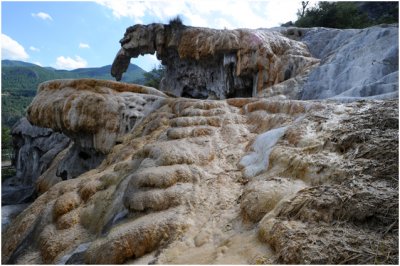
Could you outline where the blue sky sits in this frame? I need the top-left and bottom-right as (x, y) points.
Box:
(1, 0), (305, 71)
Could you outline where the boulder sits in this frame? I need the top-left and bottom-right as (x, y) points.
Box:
(27, 79), (168, 154)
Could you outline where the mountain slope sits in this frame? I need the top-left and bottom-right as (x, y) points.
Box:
(70, 64), (145, 81)
(1, 60), (147, 127)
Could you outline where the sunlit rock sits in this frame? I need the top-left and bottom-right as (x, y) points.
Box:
(112, 23), (319, 99)
(3, 77), (397, 264)
(2, 23), (398, 265)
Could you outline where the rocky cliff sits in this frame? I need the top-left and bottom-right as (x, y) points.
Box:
(111, 23), (319, 99)
(112, 23), (398, 101)
(2, 23), (398, 264)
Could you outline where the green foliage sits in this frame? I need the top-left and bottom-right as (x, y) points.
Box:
(2, 126), (13, 161)
(2, 167), (16, 179)
(2, 126), (12, 150)
(295, 1), (398, 29)
(2, 95), (32, 127)
(70, 64), (146, 83)
(144, 65), (165, 89)
(1, 60), (147, 128)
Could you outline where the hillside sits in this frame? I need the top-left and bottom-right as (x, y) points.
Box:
(1, 60), (147, 127)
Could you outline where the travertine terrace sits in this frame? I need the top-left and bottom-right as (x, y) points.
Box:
(2, 23), (398, 264)
(2, 78), (398, 264)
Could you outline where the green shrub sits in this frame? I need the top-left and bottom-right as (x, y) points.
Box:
(295, 1), (398, 29)
(144, 65), (165, 89)
(2, 126), (13, 161)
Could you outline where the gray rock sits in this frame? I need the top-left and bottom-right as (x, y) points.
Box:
(57, 242), (91, 265)
(2, 118), (71, 205)
(9, 118), (70, 186)
(1, 204), (29, 232)
(56, 143), (105, 180)
(159, 51), (254, 99)
(1, 186), (35, 206)
(299, 24), (399, 100)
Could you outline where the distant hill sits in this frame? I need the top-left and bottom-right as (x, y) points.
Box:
(70, 64), (145, 81)
(1, 60), (147, 127)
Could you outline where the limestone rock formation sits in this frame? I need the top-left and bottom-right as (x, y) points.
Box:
(26, 79), (168, 182)
(2, 118), (70, 205)
(111, 23), (319, 99)
(262, 24), (398, 100)
(2, 22), (398, 265)
(112, 23), (398, 101)
(294, 24), (398, 100)
(2, 79), (398, 264)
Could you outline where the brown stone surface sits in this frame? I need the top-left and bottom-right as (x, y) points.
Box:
(112, 24), (319, 99)
(2, 79), (397, 264)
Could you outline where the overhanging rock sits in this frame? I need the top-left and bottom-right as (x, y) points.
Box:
(111, 23), (319, 99)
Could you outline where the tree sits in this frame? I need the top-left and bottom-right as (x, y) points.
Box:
(2, 126), (13, 161)
(295, 1), (398, 29)
(297, 1), (309, 18)
(144, 65), (165, 89)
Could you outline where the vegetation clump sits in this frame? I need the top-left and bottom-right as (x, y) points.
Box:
(168, 15), (184, 28)
(144, 65), (165, 89)
(294, 1), (398, 29)
(2, 126), (13, 161)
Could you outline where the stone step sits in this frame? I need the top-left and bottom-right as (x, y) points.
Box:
(179, 108), (226, 117)
(167, 126), (215, 139)
(124, 183), (193, 212)
(141, 139), (215, 166)
(130, 164), (201, 189)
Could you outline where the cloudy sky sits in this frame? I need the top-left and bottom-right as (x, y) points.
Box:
(2, 0), (308, 71)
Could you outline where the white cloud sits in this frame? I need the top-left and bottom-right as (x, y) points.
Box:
(55, 56), (87, 70)
(96, 0), (147, 22)
(33, 61), (43, 66)
(32, 12), (53, 21)
(96, 0), (303, 29)
(29, 46), (40, 52)
(1, 34), (29, 60)
(214, 18), (235, 30)
(79, 43), (90, 49)
(187, 13), (209, 27)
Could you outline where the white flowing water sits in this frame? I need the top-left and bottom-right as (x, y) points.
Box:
(2, 203), (30, 232)
(57, 242), (91, 265)
(239, 126), (288, 178)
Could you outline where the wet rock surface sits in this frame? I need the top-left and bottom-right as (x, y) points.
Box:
(1, 204), (29, 232)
